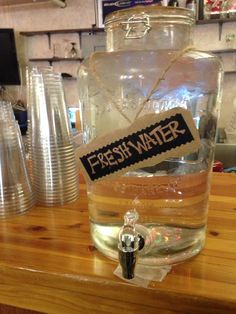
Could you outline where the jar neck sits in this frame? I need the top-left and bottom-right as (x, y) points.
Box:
(106, 23), (193, 52)
(104, 7), (194, 52)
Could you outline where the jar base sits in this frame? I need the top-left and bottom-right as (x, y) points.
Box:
(91, 222), (205, 267)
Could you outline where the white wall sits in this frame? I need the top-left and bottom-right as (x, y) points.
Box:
(0, 0), (95, 31)
(0, 0), (95, 107)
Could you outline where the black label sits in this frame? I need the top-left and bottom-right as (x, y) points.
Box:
(79, 113), (195, 181)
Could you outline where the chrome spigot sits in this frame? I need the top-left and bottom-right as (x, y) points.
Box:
(118, 210), (144, 280)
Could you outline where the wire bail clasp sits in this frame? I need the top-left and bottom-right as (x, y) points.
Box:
(121, 14), (152, 39)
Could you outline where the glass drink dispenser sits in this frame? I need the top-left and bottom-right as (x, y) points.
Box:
(77, 6), (223, 277)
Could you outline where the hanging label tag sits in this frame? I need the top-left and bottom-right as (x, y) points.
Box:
(76, 108), (201, 183)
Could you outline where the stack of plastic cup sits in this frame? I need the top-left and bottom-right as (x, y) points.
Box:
(0, 101), (34, 217)
(26, 66), (53, 170)
(27, 68), (79, 206)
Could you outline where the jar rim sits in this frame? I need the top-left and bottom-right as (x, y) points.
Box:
(105, 5), (195, 27)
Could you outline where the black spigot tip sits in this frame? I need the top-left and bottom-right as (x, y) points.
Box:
(119, 250), (137, 280)
(122, 269), (135, 280)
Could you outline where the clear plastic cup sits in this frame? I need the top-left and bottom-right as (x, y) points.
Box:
(0, 102), (34, 217)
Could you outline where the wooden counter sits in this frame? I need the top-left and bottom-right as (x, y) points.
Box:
(0, 173), (235, 314)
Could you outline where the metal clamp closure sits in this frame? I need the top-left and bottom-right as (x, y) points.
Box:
(121, 14), (152, 39)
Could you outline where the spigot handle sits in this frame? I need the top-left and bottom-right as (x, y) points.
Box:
(118, 209), (143, 280)
(124, 209), (139, 227)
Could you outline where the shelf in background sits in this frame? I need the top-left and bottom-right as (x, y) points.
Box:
(196, 17), (236, 25)
(29, 57), (83, 64)
(20, 28), (104, 36)
(210, 48), (236, 53)
(224, 70), (236, 74)
(0, 0), (48, 5)
(19, 19), (236, 36)
(62, 76), (76, 81)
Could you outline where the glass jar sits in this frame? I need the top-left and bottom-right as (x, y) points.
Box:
(77, 6), (223, 266)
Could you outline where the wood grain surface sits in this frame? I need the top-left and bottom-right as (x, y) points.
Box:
(0, 173), (235, 314)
